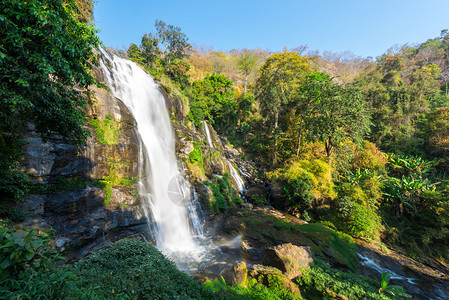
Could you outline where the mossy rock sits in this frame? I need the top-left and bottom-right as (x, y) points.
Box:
(248, 264), (301, 295)
(223, 207), (359, 271)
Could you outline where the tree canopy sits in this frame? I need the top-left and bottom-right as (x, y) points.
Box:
(0, 0), (100, 201)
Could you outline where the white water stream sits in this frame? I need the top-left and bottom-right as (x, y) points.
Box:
(227, 161), (246, 194)
(203, 121), (214, 148)
(99, 49), (215, 271)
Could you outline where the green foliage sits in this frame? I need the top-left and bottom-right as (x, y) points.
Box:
(0, 207), (29, 223)
(255, 52), (314, 165)
(127, 43), (144, 65)
(378, 272), (410, 298)
(297, 259), (395, 300)
(140, 33), (161, 68)
(0, 0), (99, 205)
(63, 238), (213, 299)
(167, 59), (191, 89)
(0, 0), (100, 142)
(190, 73), (235, 128)
(204, 276), (301, 300)
(301, 73), (371, 157)
(268, 159), (335, 213)
(155, 19), (192, 63)
(98, 163), (136, 205)
(91, 114), (120, 145)
(0, 223), (59, 279)
(189, 141), (205, 171)
(205, 173), (242, 213)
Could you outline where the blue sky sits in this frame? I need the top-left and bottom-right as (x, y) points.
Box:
(94, 0), (449, 58)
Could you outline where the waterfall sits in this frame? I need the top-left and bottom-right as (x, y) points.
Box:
(203, 121), (214, 148)
(227, 161), (246, 194)
(99, 49), (212, 269)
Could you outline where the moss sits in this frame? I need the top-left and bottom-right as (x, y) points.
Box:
(91, 114), (120, 145)
(204, 276), (302, 300)
(238, 210), (358, 271)
(273, 221), (359, 271)
(297, 259), (396, 300)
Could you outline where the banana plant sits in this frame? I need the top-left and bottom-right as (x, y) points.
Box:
(378, 272), (411, 298)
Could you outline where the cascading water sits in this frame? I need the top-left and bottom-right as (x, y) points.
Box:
(99, 49), (215, 271)
(227, 161), (246, 194)
(203, 121), (214, 148)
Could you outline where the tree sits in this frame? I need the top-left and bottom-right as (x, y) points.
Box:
(236, 52), (257, 92)
(155, 20), (191, 64)
(166, 59), (191, 89)
(0, 0), (100, 200)
(303, 73), (371, 158)
(127, 43), (144, 65)
(255, 52), (314, 165)
(189, 73), (234, 128)
(140, 33), (160, 68)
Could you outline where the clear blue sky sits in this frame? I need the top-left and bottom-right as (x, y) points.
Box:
(94, 0), (449, 58)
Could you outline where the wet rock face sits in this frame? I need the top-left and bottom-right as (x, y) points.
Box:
(262, 243), (313, 280)
(20, 66), (146, 255)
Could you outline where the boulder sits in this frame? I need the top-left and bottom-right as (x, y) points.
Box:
(262, 243), (313, 280)
(248, 264), (301, 295)
(204, 262), (232, 275)
(220, 261), (248, 286)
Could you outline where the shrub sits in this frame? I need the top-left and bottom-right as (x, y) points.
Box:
(205, 173), (242, 213)
(62, 239), (214, 299)
(351, 141), (387, 174)
(268, 159), (336, 213)
(0, 223), (66, 299)
(0, 207), (29, 223)
(298, 259), (396, 300)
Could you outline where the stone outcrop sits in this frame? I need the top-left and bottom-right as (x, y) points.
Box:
(20, 66), (146, 255)
(262, 243), (313, 280)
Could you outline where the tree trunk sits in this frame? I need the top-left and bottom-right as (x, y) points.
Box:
(244, 73), (249, 93)
(325, 136), (333, 158)
(272, 111), (279, 167)
(296, 116), (304, 157)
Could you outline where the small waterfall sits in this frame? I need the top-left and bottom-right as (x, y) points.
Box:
(203, 121), (214, 148)
(99, 49), (213, 270)
(227, 161), (246, 194)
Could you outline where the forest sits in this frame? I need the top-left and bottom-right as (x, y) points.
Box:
(1, 0), (449, 299)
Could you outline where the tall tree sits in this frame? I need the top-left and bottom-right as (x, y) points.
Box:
(302, 73), (371, 158)
(155, 20), (191, 63)
(127, 43), (144, 65)
(140, 33), (160, 68)
(255, 52), (314, 166)
(236, 51), (257, 92)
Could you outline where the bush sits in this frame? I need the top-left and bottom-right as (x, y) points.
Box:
(62, 239), (214, 299)
(298, 259), (397, 300)
(205, 173), (242, 213)
(0, 207), (29, 223)
(0, 223), (66, 299)
(268, 159), (336, 213)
